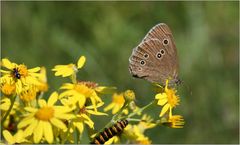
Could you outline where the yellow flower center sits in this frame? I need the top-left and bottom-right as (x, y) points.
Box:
(20, 89), (37, 102)
(74, 84), (94, 97)
(12, 65), (28, 79)
(79, 81), (98, 89)
(35, 107), (54, 121)
(1, 83), (16, 96)
(18, 65), (28, 77)
(112, 93), (125, 105)
(166, 88), (179, 107)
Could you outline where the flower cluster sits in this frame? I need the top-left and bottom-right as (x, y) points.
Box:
(1, 55), (185, 144)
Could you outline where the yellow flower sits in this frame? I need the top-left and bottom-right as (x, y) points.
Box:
(161, 115), (185, 128)
(139, 114), (156, 130)
(52, 55), (86, 77)
(104, 93), (125, 114)
(124, 124), (152, 144)
(3, 130), (28, 144)
(36, 67), (48, 92)
(0, 80), (16, 96)
(62, 102), (107, 134)
(155, 80), (180, 117)
(124, 89), (135, 101)
(0, 98), (19, 115)
(136, 136), (152, 144)
(104, 136), (120, 144)
(0, 58), (40, 94)
(1, 98), (19, 129)
(17, 92), (74, 143)
(19, 86), (37, 102)
(59, 81), (103, 110)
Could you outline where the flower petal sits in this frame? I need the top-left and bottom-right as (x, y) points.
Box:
(157, 97), (168, 106)
(104, 103), (114, 112)
(38, 99), (47, 107)
(14, 130), (24, 143)
(112, 105), (121, 114)
(77, 56), (86, 69)
(86, 110), (108, 116)
(60, 83), (74, 90)
(3, 130), (15, 144)
(43, 122), (53, 143)
(50, 118), (67, 130)
(2, 58), (14, 69)
(155, 93), (167, 100)
(18, 116), (35, 128)
(28, 67), (40, 73)
(24, 107), (38, 113)
(47, 92), (58, 106)
(160, 104), (170, 117)
(24, 119), (38, 137)
(33, 121), (43, 143)
(75, 122), (84, 134)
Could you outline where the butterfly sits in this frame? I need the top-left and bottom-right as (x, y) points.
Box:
(129, 23), (180, 86)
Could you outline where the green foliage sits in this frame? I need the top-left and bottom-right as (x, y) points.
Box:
(2, 1), (239, 143)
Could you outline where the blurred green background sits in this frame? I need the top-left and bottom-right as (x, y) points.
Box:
(1, 1), (239, 144)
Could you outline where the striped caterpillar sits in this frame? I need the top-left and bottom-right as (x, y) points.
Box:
(90, 120), (128, 144)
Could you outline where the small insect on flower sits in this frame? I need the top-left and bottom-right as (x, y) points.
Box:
(90, 120), (128, 144)
(0, 58), (41, 94)
(12, 68), (21, 79)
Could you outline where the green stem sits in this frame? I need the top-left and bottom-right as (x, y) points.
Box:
(127, 118), (142, 122)
(71, 72), (77, 84)
(61, 121), (71, 144)
(1, 95), (17, 130)
(74, 127), (79, 144)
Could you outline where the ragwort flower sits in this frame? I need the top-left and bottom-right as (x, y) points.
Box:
(61, 98), (107, 134)
(36, 67), (48, 92)
(59, 81), (103, 111)
(73, 102), (107, 134)
(0, 79), (16, 96)
(17, 92), (74, 143)
(104, 93), (126, 114)
(124, 123), (152, 144)
(19, 87), (37, 103)
(155, 80), (180, 117)
(3, 130), (28, 144)
(161, 115), (185, 128)
(0, 98), (19, 116)
(52, 55), (86, 77)
(0, 58), (40, 94)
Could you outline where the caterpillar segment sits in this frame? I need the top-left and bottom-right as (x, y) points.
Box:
(90, 120), (128, 144)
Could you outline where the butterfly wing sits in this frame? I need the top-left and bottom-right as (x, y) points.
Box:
(143, 23), (177, 55)
(129, 39), (178, 85)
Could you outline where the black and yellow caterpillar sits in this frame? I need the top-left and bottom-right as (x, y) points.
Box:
(90, 120), (128, 144)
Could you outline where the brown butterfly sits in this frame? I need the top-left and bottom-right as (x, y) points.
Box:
(129, 23), (180, 86)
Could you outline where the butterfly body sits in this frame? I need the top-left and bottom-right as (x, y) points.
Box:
(129, 23), (180, 86)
